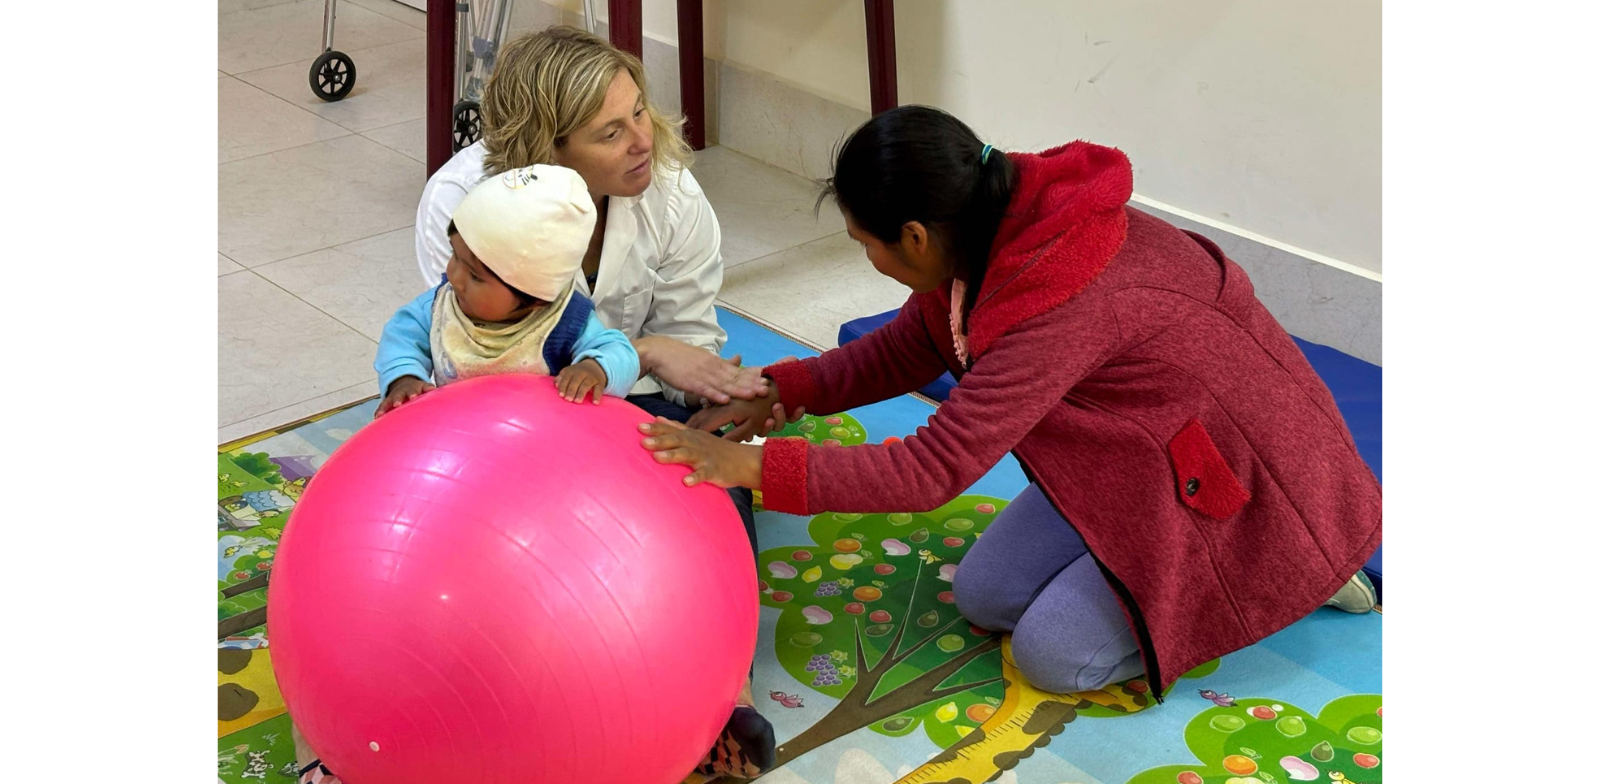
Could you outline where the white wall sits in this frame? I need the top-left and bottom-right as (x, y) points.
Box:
(903, 1), (1382, 275)
(565, 0), (1381, 276)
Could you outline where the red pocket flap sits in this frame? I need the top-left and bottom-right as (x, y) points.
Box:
(1168, 418), (1251, 519)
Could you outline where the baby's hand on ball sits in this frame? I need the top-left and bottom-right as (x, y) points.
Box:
(558, 359), (609, 404)
(376, 376), (435, 418)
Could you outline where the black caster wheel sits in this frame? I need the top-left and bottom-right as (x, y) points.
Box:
(309, 50), (356, 102)
(453, 100), (482, 153)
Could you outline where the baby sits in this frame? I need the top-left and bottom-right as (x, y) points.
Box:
(373, 164), (638, 413)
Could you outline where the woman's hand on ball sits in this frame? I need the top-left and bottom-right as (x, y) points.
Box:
(636, 336), (770, 405)
(639, 417), (763, 489)
(557, 358), (609, 404)
(376, 376), (435, 418)
(687, 385), (800, 442)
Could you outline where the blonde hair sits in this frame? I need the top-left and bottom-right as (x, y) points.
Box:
(480, 26), (692, 177)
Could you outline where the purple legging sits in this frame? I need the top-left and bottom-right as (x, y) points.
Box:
(952, 484), (1144, 693)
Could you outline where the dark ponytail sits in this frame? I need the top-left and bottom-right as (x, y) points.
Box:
(818, 105), (1016, 311)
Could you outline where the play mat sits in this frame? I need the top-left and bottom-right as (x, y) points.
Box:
(217, 310), (1382, 784)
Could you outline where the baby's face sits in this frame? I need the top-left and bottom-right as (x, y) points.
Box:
(446, 233), (536, 323)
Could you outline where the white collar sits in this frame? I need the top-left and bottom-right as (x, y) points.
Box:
(589, 194), (640, 299)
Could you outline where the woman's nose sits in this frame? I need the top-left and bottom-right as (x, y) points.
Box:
(629, 118), (652, 152)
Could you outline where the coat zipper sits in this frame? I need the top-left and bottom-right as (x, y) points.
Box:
(1090, 558), (1164, 704)
(1014, 455), (1165, 703)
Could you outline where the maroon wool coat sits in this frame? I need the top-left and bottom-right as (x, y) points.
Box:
(759, 142), (1383, 697)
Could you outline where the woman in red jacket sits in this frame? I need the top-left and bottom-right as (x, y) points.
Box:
(641, 106), (1381, 697)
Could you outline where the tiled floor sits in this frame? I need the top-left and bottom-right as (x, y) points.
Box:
(217, 0), (907, 443)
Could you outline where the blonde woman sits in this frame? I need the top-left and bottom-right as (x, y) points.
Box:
(416, 26), (766, 413)
(292, 26), (776, 784)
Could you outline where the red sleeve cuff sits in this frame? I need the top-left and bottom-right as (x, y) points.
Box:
(762, 359), (818, 414)
(760, 437), (811, 515)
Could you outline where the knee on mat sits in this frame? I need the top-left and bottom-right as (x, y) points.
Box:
(951, 568), (1011, 633)
(1009, 631), (1120, 694)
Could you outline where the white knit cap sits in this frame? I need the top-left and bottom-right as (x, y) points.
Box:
(451, 164), (596, 301)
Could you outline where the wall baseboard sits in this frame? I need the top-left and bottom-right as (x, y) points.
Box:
(715, 61), (870, 182)
(1130, 199), (1382, 365)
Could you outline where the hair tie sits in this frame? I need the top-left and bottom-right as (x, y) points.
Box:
(980, 144), (994, 164)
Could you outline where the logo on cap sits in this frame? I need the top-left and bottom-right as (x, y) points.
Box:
(501, 168), (540, 189)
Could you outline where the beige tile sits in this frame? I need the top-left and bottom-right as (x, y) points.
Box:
(220, 0), (300, 15)
(219, 74), (350, 163)
(218, 135), (424, 267)
(692, 146), (844, 268)
(361, 118), (427, 163)
(219, 272), (379, 428)
(504, 0), (567, 39)
(254, 227), (429, 341)
(344, 0), (425, 30)
(717, 231), (911, 349)
(218, 380), (377, 445)
(219, 0), (420, 75)
(220, 254), (245, 275)
(238, 38), (425, 133)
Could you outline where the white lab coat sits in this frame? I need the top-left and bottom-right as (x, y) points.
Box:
(415, 142), (728, 406)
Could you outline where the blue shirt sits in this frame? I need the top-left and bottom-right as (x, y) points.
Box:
(374, 283), (640, 397)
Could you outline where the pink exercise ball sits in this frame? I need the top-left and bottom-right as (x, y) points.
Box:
(268, 374), (758, 784)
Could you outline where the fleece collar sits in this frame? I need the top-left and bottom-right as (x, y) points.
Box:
(954, 141), (1134, 358)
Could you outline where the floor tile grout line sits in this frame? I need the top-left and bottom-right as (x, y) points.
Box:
(229, 34), (430, 139)
(344, 0), (427, 31)
(219, 380), (374, 431)
(241, 269), (382, 346)
(358, 130), (427, 165)
(219, 250), (247, 277)
(220, 1), (425, 77)
(218, 82), (358, 167)
(220, 269), (379, 429)
(218, 0), (304, 21)
(361, 116), (424, 134)
(228, 31), (426, 87)
(219, 128), (356, 167)
(721, 229), (850, 271)
(248, 223), (420, 275)
(221, 70), (357, 136)
(218, 121), (424, 168)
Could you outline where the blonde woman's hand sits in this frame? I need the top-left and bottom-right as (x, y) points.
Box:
(636, 336), (770, 405)
(687, 385), (803, 442)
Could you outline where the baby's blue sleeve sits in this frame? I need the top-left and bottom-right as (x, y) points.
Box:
(375, 286), (440, 394)
(572, 310), (641, 398)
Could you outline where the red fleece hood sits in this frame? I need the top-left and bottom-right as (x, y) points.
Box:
(961, 142), (1135, 358)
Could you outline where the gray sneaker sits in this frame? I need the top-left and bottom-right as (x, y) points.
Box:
(1324, 570), (1378, 613)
